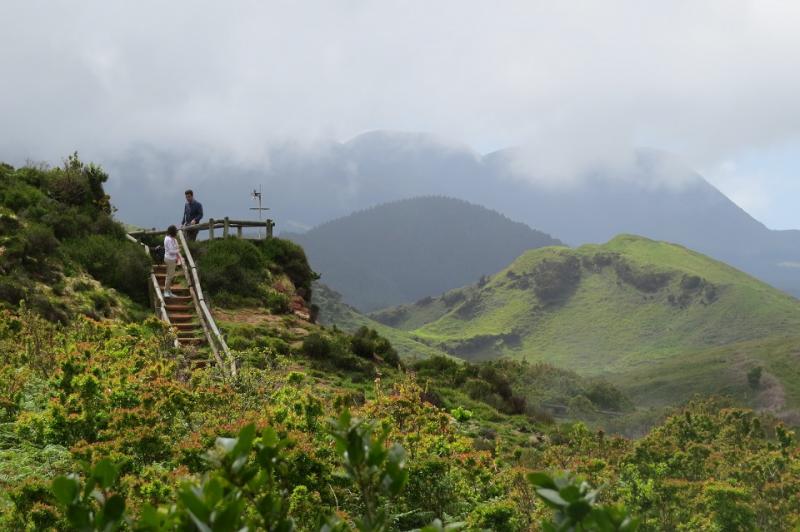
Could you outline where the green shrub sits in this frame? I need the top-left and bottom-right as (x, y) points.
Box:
(260, 336), (290, 356)
(27, 293), (70, 324)
(63, 235), (150, 305)
(529, 472), (639, 531)
(3, 223), (59, 273)
(0, 157), (138, 320)
(0, 276), (27, 306)
(350, 326), (400, 366)
(451, 406), (473, 422)
(586, 380), (631, 411)
(1, 182), (47, 212)
(193, 238), (268, 305)
(237, 347), (279, 370)
(412, 355), (467, 386)
(227, 334), (253, 351)
(464, 378), (495, 402)
(265, 290), (290, 313)
(47, 171), (90, 206)
(467, 499), (522, 532)
(301, 332), (333, 359)
(258, 238), (318, 300)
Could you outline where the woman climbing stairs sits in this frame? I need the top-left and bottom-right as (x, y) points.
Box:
(127, 227), (236, 377)
(152, 263), (206, 347)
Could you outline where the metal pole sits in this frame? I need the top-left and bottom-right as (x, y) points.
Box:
(250, 184), (270, 239)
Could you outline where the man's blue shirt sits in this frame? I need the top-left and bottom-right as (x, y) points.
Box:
(182, 200), (203, 225)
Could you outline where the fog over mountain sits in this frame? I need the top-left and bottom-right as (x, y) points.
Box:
(106, 131), (800, 297)
(5, 2), (800, 231)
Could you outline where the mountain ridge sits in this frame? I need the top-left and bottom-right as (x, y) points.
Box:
(284, 195), (561, 311)
(106, 130), (800, 297)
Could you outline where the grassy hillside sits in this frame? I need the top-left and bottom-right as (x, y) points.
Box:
(373, 235), (800, 416)
(285, 196), (561, 311)
(0, 157), (149, 322)
(312, 282), (450, 360)
(3, 158), (800, 529)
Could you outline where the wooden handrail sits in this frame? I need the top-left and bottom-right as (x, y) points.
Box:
(177, 229), (237, 377)
(128, 218), (274, 238)
(188, 282), (226, 372)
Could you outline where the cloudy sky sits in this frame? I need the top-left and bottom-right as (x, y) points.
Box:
(2, 0), (800, 228)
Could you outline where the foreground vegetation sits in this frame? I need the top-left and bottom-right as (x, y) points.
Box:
(2, 158), (800, 530)
(1, 310), (799, 530)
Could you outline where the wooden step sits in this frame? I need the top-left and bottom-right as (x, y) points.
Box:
(166, 304), (193, 312)
(169, 314), (197, 323)
(164, 294), (192, 303)
(174, 322), (201, 331)
(177, 330), (203, 338)
(169, 287), (190, 296)
(179, 337), (205, 345)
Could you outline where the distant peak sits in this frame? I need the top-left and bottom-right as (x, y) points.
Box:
(344, 130), (477, 156)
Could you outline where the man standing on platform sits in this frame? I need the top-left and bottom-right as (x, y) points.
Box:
(181, 189), (204, 241)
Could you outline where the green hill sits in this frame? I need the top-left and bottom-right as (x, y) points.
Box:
(312, 282), (452, 360)
(372, 235), (800, 415)
(284, 196), (561, 311)
(0, 157), (149, 322)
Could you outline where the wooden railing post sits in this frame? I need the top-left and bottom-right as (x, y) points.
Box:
(237, 225), (243, 238)
(223, 217), (230, 238)
(266, 219), (274, 239)
(208, 218), (215, 240)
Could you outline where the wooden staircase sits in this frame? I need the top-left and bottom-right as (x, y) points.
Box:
(127, 228), (236, 377)
(153, 264), (206, 348)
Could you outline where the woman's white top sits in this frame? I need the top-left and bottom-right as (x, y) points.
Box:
(164, 235), (179, 261)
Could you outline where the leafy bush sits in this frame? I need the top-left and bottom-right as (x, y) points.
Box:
(467, 499), (522, 532)
(51, 460), (126, 531)
(585, 380), (631, 411)
(192, 237), (318, 313)
(265, 289), (291, 313)
(49, 413), (420, 531)
(528, 472), (639, 531)
(350, 326), (400, 366)
(412, 355), (464, 378)
(193, 238), (269, 305)
(258, 238), (319, 301)
(0, 156), (140, 317)
(63, 235), (150, 305)
(47, 171), (91, 207)
(451, 406), (473, 422)
(2, 222), (59, 274)
(301, 332), (335, 359)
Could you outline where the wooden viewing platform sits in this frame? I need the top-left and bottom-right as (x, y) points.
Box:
(126, 217), (271, 378)
(128, 217), (275, 239)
